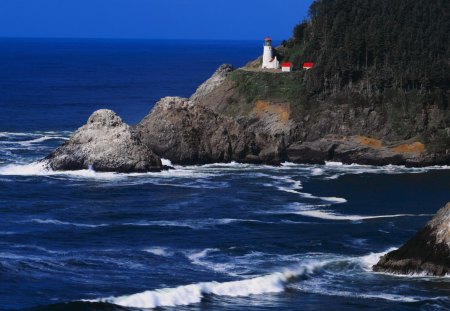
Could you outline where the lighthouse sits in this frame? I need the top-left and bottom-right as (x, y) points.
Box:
(261, 37), (279, 69)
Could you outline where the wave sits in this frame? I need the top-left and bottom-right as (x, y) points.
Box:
(16, 135), (69, 145)
(293, 283), (424, 303)
(92, 261), (326, 309)
(124, 218), (266, 230)
(23, 218), (108, 228)
(288, 203), (430, 221)
(0, 162), (121, 179)
(144, 247), (174, 257)
(295, 210), (428, 221)
(0, 162), (218, 184)
(265, 175), (348, 204)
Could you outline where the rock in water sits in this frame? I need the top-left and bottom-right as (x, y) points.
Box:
(134, 97), (250, 165)
(373, 202), (450, 276)
(44, 109), (162, 172)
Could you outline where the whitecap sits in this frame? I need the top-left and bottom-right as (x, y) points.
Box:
(144, 247), (173, 257)
(161, 158), (173, 167)
(311, 168), (324, 176)
(92, 262), (326, 309)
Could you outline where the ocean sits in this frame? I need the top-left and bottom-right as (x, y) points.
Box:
(0, 38), (449, 311)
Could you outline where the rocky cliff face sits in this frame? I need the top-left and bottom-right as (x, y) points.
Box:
(44, 109), (162, 172)
(134, 95), (289, 165)
(166, 65), (449, 166)
(43, 64), (449, 171)
(373, 202), (450, 276)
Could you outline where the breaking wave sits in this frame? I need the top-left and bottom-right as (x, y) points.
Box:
(92, 261), (326, 309)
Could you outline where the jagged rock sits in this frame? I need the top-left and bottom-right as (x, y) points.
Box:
(44, 109), (162, 172)
(134, 96), (294, 165)
(190, 64), (234, 103)
(134, 97), (248, 165)
(373, 202), (450, 276)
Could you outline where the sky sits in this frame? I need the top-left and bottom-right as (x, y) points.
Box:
(0, 0), (313, 40)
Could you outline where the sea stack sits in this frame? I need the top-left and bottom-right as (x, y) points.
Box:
(43, 109), (163, 172)
(373, 202), (450, 276)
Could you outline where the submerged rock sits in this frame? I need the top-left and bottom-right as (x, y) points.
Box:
(373, 202), (450, 276)
(44, 109), (162, 172)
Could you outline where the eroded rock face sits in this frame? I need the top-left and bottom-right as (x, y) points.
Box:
(286, 136), (430, 166)
(44, 109), (162, 172)
(373, 202), (450, 276)
(43, 64), (449, 170)
(135, 97), (252, 165)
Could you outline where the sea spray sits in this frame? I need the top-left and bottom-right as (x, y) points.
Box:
(94, 262), (327, 309)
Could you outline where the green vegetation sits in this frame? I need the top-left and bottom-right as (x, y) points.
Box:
(278, 0), (450, 94)
(229, 70), (304, 103)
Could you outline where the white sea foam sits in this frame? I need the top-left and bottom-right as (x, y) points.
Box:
(357, 248), (398, 270)
(124, 220), (200, 229)
(93, 261), (326, 309)
(24, 218), (108, 228)
(123, 218), (258, 230)
(289, 203), (430, 221)
(17, 135), (68, 145)
(311, 168), (324, 176)
(294, 283), (423, 303)
(144, 247), (173, 257)
(295, 210), (425, 221)
(0, 162), (123, 180)
(161, 158), (173, 167)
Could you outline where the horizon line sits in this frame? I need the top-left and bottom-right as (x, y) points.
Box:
(0, 35), (286, 42)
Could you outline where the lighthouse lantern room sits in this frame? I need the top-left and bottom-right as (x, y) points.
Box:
(261, 37), (280, 69)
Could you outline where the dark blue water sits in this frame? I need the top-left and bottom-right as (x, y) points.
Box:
(1, 39), (450, 311)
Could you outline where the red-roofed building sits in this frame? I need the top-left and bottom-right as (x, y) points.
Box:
(281, 62), (293, 72)
(303, 62), (314, 70)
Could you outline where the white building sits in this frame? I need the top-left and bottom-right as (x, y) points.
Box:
(261, 37), (279, 69)
(281, 62), (293, 72)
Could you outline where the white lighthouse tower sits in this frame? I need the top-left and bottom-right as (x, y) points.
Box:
(261, 37), (279, 69)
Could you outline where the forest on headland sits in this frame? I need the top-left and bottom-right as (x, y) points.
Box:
(279, 0), (450, 95)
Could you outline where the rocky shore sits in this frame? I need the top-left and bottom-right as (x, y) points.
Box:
(43, 64), (450, 172)
(373, 202), (450, 276)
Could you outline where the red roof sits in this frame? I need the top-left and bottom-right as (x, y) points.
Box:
(265, 36), (272, 41)
(303, 62), (314, 68)
(281, 62), (293, 67)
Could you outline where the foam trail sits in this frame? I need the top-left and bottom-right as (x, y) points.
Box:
(0, 162), (124, 180)
(296, 210), (429, 221)
(24, 218), (108, 228)
(94, 262), (326, 309)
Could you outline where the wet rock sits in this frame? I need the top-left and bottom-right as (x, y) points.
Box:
(44, 109), (162, 172)
(373, 202), (450, 276)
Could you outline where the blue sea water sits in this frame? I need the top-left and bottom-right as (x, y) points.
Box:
(0, 38), (450, 311)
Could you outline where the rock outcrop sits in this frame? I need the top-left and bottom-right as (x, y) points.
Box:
(190, 64), (234, 104)
(286, 135), (433, 166)
(134, 97), (247, 165)
(134, 96), (294, 165)
(43, 63), (449, 170)
(44, 109), (162, 172)
(373, 202), (450, 276)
